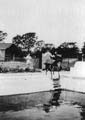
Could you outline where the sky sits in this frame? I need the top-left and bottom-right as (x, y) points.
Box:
(0, 0), (85, 47)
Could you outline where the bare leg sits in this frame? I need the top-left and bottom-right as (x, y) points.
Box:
(45, 64), (48, 75)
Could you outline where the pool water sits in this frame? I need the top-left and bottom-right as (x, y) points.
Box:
(0, 89), (85, 120)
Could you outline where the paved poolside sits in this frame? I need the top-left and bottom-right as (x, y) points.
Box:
(0, 71), (85, 96)
(0, 71), (54, 96)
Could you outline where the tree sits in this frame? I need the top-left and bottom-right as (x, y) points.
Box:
(33, 40), (45, 52)
(0, 31), (7, 41)
(82, 42), (85, 59)
(57, 42), (79, 58)
(12, 32), (37, 52)
(12, 35), (22, 47)
(22, 33), (37, 51)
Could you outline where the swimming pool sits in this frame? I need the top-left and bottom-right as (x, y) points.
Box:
(0, 89), (85, 120)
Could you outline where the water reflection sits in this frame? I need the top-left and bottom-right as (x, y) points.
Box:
(0, 91), (52, 111)
(50, 89), (61, 106)
(43, 89), (61, 113)
(0, 90), (85, 120)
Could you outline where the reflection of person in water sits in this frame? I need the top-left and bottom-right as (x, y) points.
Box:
(43, 89), (61, 113)
(43, 104), (50, 113)
(50, 89), (61, 106)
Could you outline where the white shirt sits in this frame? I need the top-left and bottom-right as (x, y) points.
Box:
(43, 51), (54, 64)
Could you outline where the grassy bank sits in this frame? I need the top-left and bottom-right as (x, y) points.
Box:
(0, 61), (36, 73)
(0, 58), (78, 72)
(0, 61), (27, 69)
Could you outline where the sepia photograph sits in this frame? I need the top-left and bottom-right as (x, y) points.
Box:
(0, 0), (85, 119)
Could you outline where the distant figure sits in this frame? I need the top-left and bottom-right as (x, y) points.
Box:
(25, 53), (33, 69)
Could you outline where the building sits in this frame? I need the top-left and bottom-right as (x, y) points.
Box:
(0, 43), (22, 61)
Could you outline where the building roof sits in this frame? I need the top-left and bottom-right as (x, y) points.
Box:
(0, 43), (12, 50)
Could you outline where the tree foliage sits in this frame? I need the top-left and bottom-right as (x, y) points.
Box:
(0, 31), (7, 41)
(12, 35), (22, 47)
(34, 40), (45, 52)
(12, 32), (37, 52)
(82, 42), (85, 55)
(57, 42), (79, 58)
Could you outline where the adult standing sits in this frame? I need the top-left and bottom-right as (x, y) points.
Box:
(43, 50), (54, 74)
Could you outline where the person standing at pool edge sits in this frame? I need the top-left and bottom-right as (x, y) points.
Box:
(43, 49), (54, 74)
